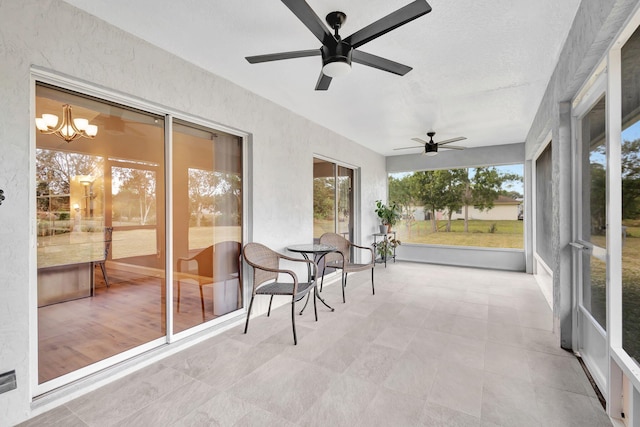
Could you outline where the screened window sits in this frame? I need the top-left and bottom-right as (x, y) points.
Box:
(388, 165), (523, 248)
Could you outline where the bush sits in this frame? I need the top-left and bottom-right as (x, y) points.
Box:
(488, 223), (497, 233)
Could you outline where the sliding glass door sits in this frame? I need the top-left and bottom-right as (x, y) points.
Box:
(36, 84), (166, 385)
(35, 83), (244, 390)
(313, 158), (354, 241)
(172, 121), (243, 333)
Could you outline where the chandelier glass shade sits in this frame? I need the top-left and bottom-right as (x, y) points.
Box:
(35, 104), (98, 142)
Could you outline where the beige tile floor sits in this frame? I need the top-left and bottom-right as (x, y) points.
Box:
(21, 262), (613, 426)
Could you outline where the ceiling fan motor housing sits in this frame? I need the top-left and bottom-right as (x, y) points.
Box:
(321, 42), (352, 68)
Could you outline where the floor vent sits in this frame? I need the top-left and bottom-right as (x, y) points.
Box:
(577, 356), (606, 410)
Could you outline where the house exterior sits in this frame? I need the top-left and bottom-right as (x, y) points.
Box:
(412, 196), (523, 221)
(2, 0), (640, 425)
(451, 196), (523, 221)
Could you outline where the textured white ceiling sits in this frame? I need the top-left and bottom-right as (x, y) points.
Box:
(62, 0), (581, 156)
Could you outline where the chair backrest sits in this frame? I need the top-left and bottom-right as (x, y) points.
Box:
(214, 241), (241, 279)
(319, 232), (350, 263)
(104, 227), (113, 260)
(242, 242), (279, 288)
(193, 245), (215, 277)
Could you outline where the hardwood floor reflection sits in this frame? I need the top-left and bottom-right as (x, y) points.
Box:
(37, 267), (221, 384)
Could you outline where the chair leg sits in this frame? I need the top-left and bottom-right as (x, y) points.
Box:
(244, 295), (255, 334)
(371, 267), (375, 295)
(313, 288), (318, 321)
(268, 295), (274, 316)
(199, 286), (205, 321)
(177, 282), (181, 312)
(99, 263), (110, 288)
(341, 272), (346, 303)
(291, 297), (297, 345)
(320, 265), (326, 292)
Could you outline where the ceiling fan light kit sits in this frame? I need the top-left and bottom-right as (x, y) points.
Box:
(245, 0), (432, 90)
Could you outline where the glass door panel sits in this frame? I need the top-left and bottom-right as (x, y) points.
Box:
(579, 96), (608, 329)
(313, 159), (336, 239)
(337, 166), (353, 240)
(36, 84), (166, 385)
(313, 158), (355, 241)
(621, 26), (640, 364)
(574, 94), (608, 392)
(172, 121), (242, 333)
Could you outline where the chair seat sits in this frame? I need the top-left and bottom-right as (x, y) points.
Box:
(242, 242), (319, 345)
(256, 280), (315, 299)
(325, 261), (372, 273)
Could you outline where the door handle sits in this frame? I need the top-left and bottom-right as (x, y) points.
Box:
(569, 242), (590, 252)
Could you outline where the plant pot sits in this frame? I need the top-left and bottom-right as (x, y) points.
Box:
(379, 224), (386, 233)
(387, 224), (392, 233)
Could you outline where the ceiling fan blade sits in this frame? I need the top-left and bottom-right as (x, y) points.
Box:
(352, 50), (412, 76)
(393, 145), (423, 150)
(246, 49), (321, 64)
(440, 146), (464, 150)
(411, 137), (428, 144)
(344, 0), (432, 49)
(438, 136), (467, 145)
(315, 71), (332, 90)
(281, 0), (337, 46)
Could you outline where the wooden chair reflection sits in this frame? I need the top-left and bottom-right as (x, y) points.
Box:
(93, 226), (113, 289)
(176, 241), (241, 320)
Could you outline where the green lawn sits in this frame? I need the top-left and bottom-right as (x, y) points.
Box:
(393, 219), (524, 249)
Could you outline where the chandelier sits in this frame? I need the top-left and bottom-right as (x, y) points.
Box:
(35, 104), (98, 142)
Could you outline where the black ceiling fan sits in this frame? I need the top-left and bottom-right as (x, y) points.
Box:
(394, 131), (467, 156)
(245, 0), (432, 90)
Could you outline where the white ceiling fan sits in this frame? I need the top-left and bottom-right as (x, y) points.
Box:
(394, 131), (466, 156)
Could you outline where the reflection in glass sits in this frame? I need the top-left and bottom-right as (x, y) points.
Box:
(36, 84), (165, 384)
(313, 159), (336, 239)
(172, 121), (242, 333)
(621, 26), (640, 362)
(337, 166), (353, 238)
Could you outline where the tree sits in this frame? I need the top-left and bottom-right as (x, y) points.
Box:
(410, 170), (451, 232)
(440, 169), (468, 231)
(112, 167), (156, 225)
(313, 177), (334, 220)
(590, 162), (607, 235)
(213, 172), (242, 226)
(188, 169), (217, 227)
(389, 174), (419, 236)
(36, 150), (102, 197)
(622, 139), (640, 220)
(462, 167), (522, 232)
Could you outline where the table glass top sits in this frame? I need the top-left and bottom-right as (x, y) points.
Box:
(286, 243), (336, 253)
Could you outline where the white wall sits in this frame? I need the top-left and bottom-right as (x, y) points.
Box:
(0, 1), (387, 424)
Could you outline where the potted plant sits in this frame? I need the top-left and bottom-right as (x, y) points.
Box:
(376, 237), (401, 260)
(375, 200), (401, 232)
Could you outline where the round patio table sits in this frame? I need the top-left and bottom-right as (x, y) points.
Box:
(286, 243), (337, 314)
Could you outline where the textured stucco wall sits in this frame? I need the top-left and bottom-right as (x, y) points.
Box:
(523, 0), (640, 349)
(0, 1), (386, 424)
